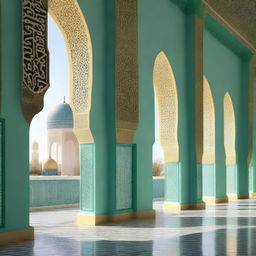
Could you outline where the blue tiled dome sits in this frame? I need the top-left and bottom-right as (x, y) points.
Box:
(47, 103), (73, 129)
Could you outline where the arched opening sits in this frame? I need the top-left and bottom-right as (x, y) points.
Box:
(202, 76), (216, 200)
(48, 0), (94, 144)
(202, 76), (215, 164)
(224, 93), (237, 195)
(153, 51), (179, 202)
(224, 93), (236, 165)
(25, 0), (93, 213)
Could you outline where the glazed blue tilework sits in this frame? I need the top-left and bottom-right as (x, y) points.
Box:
(80, 144), (94, 212)
(116, 145), (132, 210)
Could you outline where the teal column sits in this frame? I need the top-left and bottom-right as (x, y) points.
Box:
(0, 0), (33, 239)
(208, 99), (227, 202)
(76, 0), (114, 225)
(181, 11), (205, 209)
(235, 59), (251, 198)
(160, 2), (205, 210)
(214, 102), (227, 200)
(80, 144), (95, 213)
(249, 58), (256, 196)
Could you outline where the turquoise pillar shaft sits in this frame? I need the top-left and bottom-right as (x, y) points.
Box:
(250, 64), (256, 194)
(236, 61), (250, 196)
(181, 13), (204, 206)
(0, 0), (30, 233)
(77, 0), (114, 217)
(214, 102), (227, 199)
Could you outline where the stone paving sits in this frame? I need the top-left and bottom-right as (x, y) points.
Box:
(1, 200), (256, 255)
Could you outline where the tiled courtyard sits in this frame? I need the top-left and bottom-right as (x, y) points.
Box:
(1, 200), (256, 255)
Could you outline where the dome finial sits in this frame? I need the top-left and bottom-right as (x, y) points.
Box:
(63, 96), (66, 103)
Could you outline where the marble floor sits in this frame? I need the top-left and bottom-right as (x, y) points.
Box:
(1, 199), (256, 255)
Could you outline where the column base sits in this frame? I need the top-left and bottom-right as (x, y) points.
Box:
(227, 193), (249, 201)
(76, 210), (156, 226)
(163, 201), (205, 211)
(250, 192), (256, 197)
(0, 227), (34, 246)
(203, 196), (228, 205)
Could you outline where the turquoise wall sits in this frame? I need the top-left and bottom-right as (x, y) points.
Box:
(204, 23), (251, 197)
(0, 1), (30, 233)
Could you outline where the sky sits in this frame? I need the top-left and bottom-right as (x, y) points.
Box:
(29, 15), (69, 161)
(29, 15), (164, 163)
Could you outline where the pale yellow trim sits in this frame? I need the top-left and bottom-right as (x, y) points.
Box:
(203, 196), (228, 205)
(227, 193), (249, 201)
(224, 93), (236, 165)
(153, 51), (179, 162)
(76, 210), (156, 226)
(0, 227), (34, 246)
(163, 202), (205, 212)
(115, 0), (138, 144)
(202, 76), (215, 164)
(48, 0), (94, 144)
(250, 192), (256, 198)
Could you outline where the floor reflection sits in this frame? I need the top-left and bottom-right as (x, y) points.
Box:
(1, 199), (256, 255)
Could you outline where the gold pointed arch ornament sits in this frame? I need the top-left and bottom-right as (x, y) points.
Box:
(153, 51), (179, 162)
(224, 93), (236, 165)
(202, 76), (215, 164)
(22, 0), (94, 144)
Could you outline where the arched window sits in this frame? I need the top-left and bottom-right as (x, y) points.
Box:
(153, 51), (179, 162)
(224, 93), (236, 164)
(202, 76), (215, 163)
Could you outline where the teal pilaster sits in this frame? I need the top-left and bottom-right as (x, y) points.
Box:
(236, 60), (250, 196)
(214, 99), (227, 199)
(250, 65), (256, 194)
(183, 11), (204, 206)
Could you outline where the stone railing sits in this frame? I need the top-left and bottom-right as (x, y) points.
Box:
(30, 176), (165, 210)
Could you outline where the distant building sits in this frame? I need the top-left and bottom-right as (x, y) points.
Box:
(46, 99), (80, 176)
(30, 141), (42, 175)
(42, 157), (58, 176)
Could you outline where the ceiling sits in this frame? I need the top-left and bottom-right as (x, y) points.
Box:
(204, 0), (256, 49)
